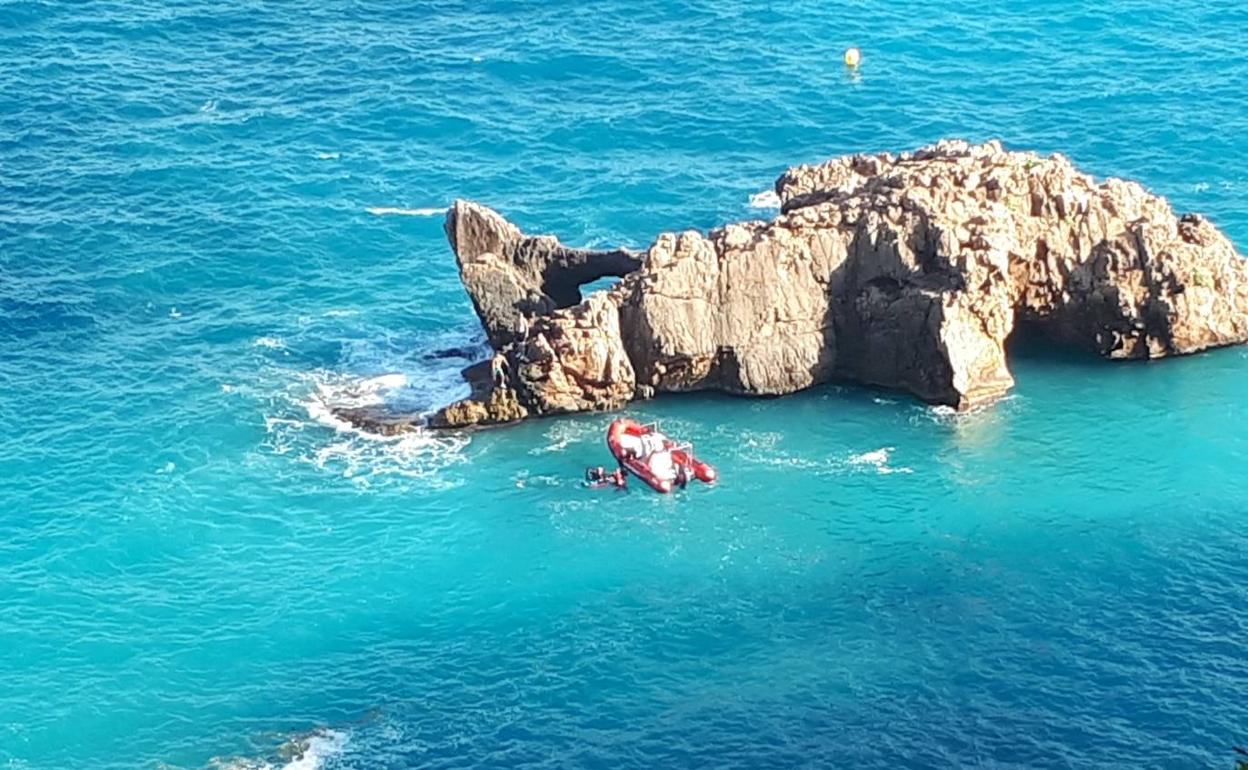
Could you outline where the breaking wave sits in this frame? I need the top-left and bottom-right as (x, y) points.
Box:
(748, 189), (781, 209)
(262, 368), (470, 488)
(914, 395), (1018, 427)
(255, 323), (488, 487)
(209, 728), (349, 770)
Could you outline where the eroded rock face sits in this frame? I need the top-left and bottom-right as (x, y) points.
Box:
(425, 140), (1248, 429)
(509, 291), (637, 417)
(426, 386), (527, 429)
(446, 200), (642, 348)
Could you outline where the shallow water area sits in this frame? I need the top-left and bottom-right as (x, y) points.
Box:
(3, 0), (1248, 768)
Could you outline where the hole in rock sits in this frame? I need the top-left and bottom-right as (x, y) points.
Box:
(578, 276), (621, 296)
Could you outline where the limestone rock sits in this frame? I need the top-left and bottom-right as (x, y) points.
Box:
(427, 140), (1248, 426)
(512, 292), (636, 417)
(446, 200), (641, 348)
(426, 385), (528, 430)
(426, 293), (635, 429)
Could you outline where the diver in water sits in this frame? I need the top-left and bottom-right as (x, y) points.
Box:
(585, 465), (627, 490)
(675, 461), (690, 489)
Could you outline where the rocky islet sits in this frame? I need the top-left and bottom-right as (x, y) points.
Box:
(339, 139), (1248, 432)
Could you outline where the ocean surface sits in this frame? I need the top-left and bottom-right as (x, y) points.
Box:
(3, 1), (1248, 768)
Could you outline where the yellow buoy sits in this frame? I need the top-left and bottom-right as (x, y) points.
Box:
(844, 47), (862, 68)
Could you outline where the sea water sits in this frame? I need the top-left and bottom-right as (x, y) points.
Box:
(3, 1), (1248, 768)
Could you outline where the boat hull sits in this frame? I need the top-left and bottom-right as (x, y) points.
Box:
(606, 418), (717, 493)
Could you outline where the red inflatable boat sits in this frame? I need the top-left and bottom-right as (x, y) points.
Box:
(606, 418), (717, 493)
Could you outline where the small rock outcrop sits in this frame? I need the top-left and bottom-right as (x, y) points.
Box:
(408, 140), (1248, 429)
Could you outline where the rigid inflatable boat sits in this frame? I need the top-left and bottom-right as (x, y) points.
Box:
(606, 418), (717, 493)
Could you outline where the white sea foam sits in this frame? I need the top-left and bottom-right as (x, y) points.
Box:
(848, 447), (913, 475)
(849, 447), (890, 466)
(210, 728), (349, 770)
(307, 428), (469, 488)
(748, 189), (781, 209)
(916, 395), (1015, 427)
(528, 420), (601, 456)
(261, 368), (469, 487)
(351, 372), (409, 394)
(278, 729), (349, 770)
(529, 436), (572, 455)
(736, 433), (914, 476)
(316, 151), (340, 160)
(366, 206), (443, 217)
(301, 372), (409, 434)
(256, 322), (485, 486)
(254, 336), (285, 350)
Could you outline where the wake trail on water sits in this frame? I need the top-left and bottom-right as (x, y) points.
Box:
(847, 447), (912, 475)
(365, 206), (444, 217)
(735, 432), (913, 475)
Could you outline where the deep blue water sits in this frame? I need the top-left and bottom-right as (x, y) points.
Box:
(3, 1), (1248, 768)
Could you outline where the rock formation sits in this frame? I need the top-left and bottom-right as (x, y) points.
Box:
(445, 201), (642, 349)
(353, 140), (1248, 431)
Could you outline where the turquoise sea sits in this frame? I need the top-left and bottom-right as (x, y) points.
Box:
(4, 1), (1248, 768)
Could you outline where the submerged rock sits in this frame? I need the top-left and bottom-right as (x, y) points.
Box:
(424, 140), (1248, 428)
(331, 406), (425, 436)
